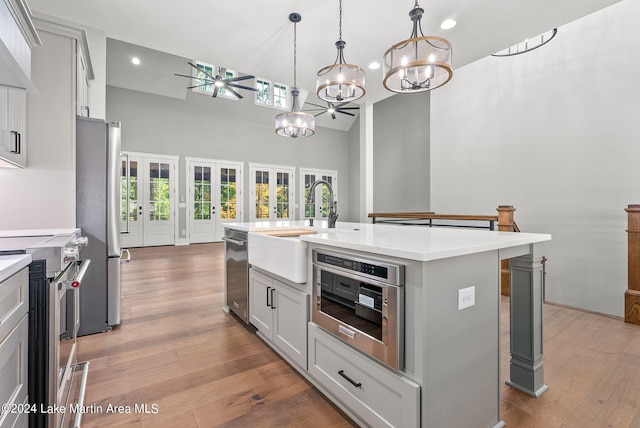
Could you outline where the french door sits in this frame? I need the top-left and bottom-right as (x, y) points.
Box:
(121, 152), (178, 247)
(249, 164), (295, 221)
(300, 169), (338, 222)
(187, 158), (243, 243)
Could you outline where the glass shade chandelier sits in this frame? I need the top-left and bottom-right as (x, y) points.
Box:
(275, 13), (315, 138)
(383, 1), (453, 93)
(316, 0), (365, 102)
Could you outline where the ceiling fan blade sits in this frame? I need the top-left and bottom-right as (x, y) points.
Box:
(226, 87), (244, 99)
(303, 108), (328, 112)
(187, 83), (214, 90)
(227, 82), (258, 91)
(227, 74), (255, 83)
(174, 73), (212, 81)
(187, 62), (216, 80)
(338, 110), (356, 117)
(305, 102), (327, 109)
(212, 86), (219, 98)
(337, 107), (360, 110)
(314, 111), (327, 117)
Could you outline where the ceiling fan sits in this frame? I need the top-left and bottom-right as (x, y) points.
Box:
(304, 101), (359, 120)
(175, 62), (258, 99)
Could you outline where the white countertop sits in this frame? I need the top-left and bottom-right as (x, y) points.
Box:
(0, 254), (31, 282)
(225, 221), (551, 262)
(0, 228), (80, 238)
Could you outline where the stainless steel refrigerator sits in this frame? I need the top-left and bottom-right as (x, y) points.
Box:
(76, 116), (122, 336)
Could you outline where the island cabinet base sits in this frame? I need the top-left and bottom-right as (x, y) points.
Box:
(249, 268), (309, 370)
(308, 323), (420, 428)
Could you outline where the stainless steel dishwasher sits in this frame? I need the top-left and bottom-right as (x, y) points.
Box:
(223, 228), (249, 323)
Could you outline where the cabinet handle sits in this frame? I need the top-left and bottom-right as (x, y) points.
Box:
(270, 288), (276, 309)
(338, 370), (362, 388)
(10, 131), (20, 154)
(266, 286), (271, 308)
(338, 282), (351, 288)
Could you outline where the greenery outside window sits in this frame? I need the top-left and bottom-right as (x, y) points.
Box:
(254, 77), (288, 110)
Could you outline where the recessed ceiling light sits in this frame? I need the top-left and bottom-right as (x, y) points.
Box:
(368, 62), (381, 70)
(131, 57), (141, 66)
(440, 19), (457, 30)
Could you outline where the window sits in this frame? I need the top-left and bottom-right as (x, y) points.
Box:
(249, 163), (295, 221)
(256, 79), (272, 106)
(274, 83), (288, 109)
(254, 77), (288, 110)
(192, 60), (238, 100)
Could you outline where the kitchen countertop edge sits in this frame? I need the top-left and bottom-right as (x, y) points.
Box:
(225, 221), (551, 262)
(0, 254), (32, 282)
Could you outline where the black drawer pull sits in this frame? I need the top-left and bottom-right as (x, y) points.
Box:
(266, 286), (271, 307)
(338, 282), (351, 288)
(338, 370), (361, 388)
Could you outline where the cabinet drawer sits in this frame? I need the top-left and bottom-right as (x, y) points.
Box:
(308, 323), (420, 428)
(0, 268), (28, 342)
(0, 314), (28, 428)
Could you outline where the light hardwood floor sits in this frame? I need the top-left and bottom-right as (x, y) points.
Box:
(77, 243), (640, 427)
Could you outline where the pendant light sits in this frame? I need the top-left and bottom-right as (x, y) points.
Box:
(316, 0), (365, 102)
(383, 1), (452, 93)
(275, 13), (315, 138)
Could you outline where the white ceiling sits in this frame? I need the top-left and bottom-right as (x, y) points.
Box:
(28, 0), (620, 130)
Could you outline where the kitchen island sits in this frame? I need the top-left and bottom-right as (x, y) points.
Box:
(225, 221), (551, 427)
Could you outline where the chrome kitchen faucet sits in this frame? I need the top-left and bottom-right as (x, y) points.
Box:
(306, 179), (338, 228)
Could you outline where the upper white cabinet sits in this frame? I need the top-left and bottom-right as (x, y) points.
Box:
(76, 44), (89, 117)
(0, 0), (41, 91)
(32, 15), (95, 118)
(0, 85), (27, 167)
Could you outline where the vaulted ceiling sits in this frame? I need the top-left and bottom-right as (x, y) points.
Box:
(27, 0), (621, 130)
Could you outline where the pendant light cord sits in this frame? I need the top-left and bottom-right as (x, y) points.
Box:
(293, 21), (297, 88)
(339, 0), (342, 40)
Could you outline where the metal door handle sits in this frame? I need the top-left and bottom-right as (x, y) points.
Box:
(58, 259), (92, 290)
(270, 288), (276, 309)
(221, 237), (245, 246)
(120, 249), (131, 263)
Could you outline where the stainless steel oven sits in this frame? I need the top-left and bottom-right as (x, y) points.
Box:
(312, 249), (405, 370)
(0, 232), (90, 428)
(54, 257), (90, 428)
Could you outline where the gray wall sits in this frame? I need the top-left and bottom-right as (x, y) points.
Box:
(372, 92), (430, 212)
(106, 85), (353, 236)
(430, 0), (640, 317)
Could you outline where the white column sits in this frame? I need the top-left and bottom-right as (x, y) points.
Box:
(359, 102), (373, 222)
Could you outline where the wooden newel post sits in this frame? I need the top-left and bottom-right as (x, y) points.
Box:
(497, 205), (516, 296)
(625, 204), (640, 324)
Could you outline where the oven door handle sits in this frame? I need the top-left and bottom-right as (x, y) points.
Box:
(58, 259), (92, 290)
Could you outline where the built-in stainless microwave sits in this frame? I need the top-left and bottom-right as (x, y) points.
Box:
(312, 249), (405, 370)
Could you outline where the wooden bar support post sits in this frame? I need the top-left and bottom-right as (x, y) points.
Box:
(497, 205), (516, 296)
(625, 204), (640, 324)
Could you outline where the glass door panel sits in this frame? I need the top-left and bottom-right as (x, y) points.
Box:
(255, 170), (270, 219)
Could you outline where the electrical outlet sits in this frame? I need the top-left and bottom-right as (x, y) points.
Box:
(458, 286), (475, 310)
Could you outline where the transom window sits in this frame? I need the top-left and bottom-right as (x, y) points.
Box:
(254, 77), (288, 110)
(192, 60), (238, 100)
